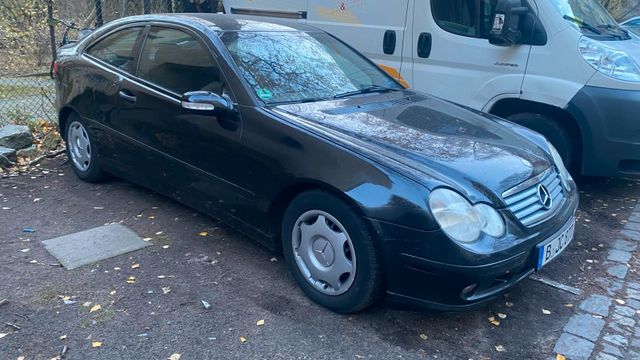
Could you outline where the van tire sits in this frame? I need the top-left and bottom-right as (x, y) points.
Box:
(507, 113), (577, 172)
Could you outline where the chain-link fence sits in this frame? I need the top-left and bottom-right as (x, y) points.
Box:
(0, 0), (222, 128)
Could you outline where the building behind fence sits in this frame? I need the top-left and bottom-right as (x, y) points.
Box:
(0, 0), (221, 126)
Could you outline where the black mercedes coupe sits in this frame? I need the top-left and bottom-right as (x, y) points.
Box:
(54, 14), (578, 313)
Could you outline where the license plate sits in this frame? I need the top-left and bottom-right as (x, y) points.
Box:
(537, 219), (576, 270)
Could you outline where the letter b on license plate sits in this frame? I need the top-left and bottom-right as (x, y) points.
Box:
(537, 219), (575, 270)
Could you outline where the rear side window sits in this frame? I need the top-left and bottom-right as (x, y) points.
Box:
(86, 27), (142, 72)
(431, 0), (498, 39)
(138, 27), (222, 95)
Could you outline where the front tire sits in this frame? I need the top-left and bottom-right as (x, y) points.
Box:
(64, 113), (105, 182)
(282, 190), (384, 313)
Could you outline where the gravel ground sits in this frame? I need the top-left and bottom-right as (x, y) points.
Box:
(0, 157), (638, 360)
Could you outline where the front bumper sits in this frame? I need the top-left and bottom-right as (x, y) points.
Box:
(369, 187), (579, 311)
(566, 86), (640, 178)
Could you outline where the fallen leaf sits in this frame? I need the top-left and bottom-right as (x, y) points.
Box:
(168, 354), (181, 360)
(127, 276), (136, 284)
(1, 207), (10, 210)
(556, 354), (566, 360)
(60, 335), (67, 340)
(155, 231), (163, 235)
(505, 302), (513, 308)
(488, 316), (500, 326)
(0, 333), (7, 339)
(257, 319), (265, 326)
(131, 263), (140, 269)
(92, 341), (102, 348)
(419, 333), (428, 340)
(110, 290), (117, 295)
(162, 287), (171, 294)
(82, 302), (92, 307)
(89, 304), (102, 313)
(20, 248), (30, 253)
(615, 299), (626, 305)
(93, 207), (104, 210)
(199, 231), (208, 237)
(157, 275), (166, 279)
(240, 336), (247, 343)
(162, 245), (170, 249)
(495, 345), (505, 352)
(148, 216), (156, 219)
(201, 300), (211, 310)
(29, 260), (38, 264)
(33, 198), (41, 202)
(563, 304), (574, 308)
(270, 257), (278, 262)
(542, 309), (551, 315)
(143, 237), (152, 242)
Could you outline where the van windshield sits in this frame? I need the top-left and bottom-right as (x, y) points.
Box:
(549, 0), (630, 39)
(220, 31), (403, 104)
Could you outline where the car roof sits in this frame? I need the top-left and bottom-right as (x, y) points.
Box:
(104, 13), (320, 33)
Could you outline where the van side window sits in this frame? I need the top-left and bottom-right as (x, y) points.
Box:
(137, 27), (223, 95)
(431, 0), (498, 39)
(86, 27), (142, 73)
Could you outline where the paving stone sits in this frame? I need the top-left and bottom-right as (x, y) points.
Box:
(608, 250), (633, 264)
(630, 350), (640, 359)
(626, 222), (640, 232)
(631, 338), (640, 348)
(602, 343), (623, 357)
(629, 282), (640, 290)
(629, 288), (640, 301)
(612, 313), (636, 328)
(608, 264), (629, 279)
(603, 333), (629, 347)
(581, 295), (613, 316)
(614, 305), (637, 318)
(627, 299), (640, 310)
(612, 239), (638, 252)
(622, 229), (640, 241)
(563, 314), (606, 341)
(630, 212), (640, 223)
(596, 353), (619, 360)
(553, 333), (595, 360)
(608, 322), (631, 336)
(608, 280), (624, 296)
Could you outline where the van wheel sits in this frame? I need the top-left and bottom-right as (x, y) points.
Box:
(282, 190), (384, 313)
(507, 113), (577, 172)
(64, 113), (105, 182)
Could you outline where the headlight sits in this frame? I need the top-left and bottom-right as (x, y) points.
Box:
(579, 36), (640, 82)
(428, 189), (505, 243)
(547, 142), (572, 191)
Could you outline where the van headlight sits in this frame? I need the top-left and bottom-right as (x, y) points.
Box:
(579, 36), (640, 82)
(428, 189), (505, 243)
(547, 142), (572, 191)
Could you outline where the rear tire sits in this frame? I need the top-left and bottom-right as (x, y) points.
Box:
(282, 190), (384, 313)
(64, 113), (105, 183)
(507, 113), (578, 172)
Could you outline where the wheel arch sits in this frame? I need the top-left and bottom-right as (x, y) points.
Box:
(58, 106), (78, 140)
(489, 98), (584, 165)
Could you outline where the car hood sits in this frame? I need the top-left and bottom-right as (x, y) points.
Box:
(609, 35), (640, 59)
(272, 90), (552, 204)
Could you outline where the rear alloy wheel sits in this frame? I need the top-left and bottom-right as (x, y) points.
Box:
(282, 191), (383, 313)
(65, 114), (104, 182)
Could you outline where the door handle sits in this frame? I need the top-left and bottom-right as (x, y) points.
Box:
(383, 30), (396, 55)
(417, 32), (432, 58)
(119, 90), (136, 103)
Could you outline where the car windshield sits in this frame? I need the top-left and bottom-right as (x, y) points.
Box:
(549, 0), (627, 37)
(221, 31), (403, 104)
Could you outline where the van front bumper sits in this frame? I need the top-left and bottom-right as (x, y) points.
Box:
(566, 86), (640, 177)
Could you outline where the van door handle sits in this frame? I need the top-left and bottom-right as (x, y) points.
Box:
(383, 30), (396, 54)
(417, 32), (432, 58)
(119, 90), (136, 103)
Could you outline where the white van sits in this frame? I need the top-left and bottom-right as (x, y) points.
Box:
(223, 0), (640, 178)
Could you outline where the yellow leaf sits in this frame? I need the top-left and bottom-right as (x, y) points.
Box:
(89, 304), (102, 313)
(168, 354), (181, 360)
(563, 304), (574, 308)
(419, 333), (428, 340)
(256, 319), (265, 326)
(199, 232), (208, 237)
(240, 336), (247, 343)
(556, 354), (566, 360)
(82, 302), (92, 307)
(131, 263), (140, 269)
(92, 341), (102, 348)
(127, 276), (136, 284)
(488, 316), (500, 326)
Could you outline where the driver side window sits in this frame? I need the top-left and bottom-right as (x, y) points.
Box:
(137, 27), (223, 95)
(86, 27), (143, 73)
(432, 0), (499, 39)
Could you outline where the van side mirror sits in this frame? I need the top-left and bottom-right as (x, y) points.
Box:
(489, 0), (529, 47)
(181, 91), (235, 114)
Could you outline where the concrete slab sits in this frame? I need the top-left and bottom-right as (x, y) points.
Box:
(42, 224), (150, 269)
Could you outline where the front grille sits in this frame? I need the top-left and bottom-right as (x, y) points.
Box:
(502, 168), (565, 226)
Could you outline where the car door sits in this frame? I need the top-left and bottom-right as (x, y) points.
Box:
(411, 0), (532, 110)
(114, 25), (246, 216)
(81, 26), (145, 164)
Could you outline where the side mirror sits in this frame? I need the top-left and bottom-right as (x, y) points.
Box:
(489, 0), (529, 47)
(181, 91), (235, 114)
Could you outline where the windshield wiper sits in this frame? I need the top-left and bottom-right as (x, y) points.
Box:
(597, 24), (631, 39)
(333, 85), (397, 99)
(563, 15), (602, 35)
